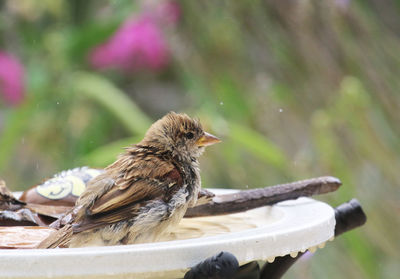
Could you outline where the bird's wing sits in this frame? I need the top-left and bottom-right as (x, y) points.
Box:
(37, 224), (73, 248)
(72, 161), (183, 233)
(88, 177), (163, 215)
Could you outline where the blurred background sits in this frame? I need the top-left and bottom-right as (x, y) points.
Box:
(0, 0), (399, 278)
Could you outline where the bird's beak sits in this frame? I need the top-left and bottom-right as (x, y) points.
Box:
(196, 132), (221, 147)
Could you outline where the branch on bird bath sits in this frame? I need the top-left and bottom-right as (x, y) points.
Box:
(185, 176), (342, 217)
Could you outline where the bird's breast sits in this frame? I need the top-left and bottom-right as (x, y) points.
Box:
(183, 164), (201, 207)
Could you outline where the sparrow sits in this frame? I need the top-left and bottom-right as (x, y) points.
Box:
(37, 112), (220, 248)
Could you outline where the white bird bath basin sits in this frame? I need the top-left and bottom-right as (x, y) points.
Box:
(0, 189), (335, 279)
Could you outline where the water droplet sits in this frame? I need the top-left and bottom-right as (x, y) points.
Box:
(56, 101), (60, 105)
(279, 108), (283, 113)
(290, 251), (299, 258)
(308, 246), (317, 253)
(220, 101), (224, 106)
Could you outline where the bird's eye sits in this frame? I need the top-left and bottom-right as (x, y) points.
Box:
(185, 132), (194, 139)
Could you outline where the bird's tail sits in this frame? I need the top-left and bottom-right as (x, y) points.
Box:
(36, 224), (73, 249)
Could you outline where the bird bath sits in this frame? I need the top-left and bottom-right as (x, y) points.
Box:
(0, 189), (335, 279)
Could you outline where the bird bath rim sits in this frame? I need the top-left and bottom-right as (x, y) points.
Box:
(0, 189), (336, 279)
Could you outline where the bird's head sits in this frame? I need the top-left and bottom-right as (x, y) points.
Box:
(142, 112), (220, 162)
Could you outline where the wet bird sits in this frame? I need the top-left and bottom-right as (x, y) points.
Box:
(38, 112), (220, 248)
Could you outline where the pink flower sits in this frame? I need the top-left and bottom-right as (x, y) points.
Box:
(90, 16), (168, 72)
(89, 1), (180, 73)
(0, 51), (25, 106)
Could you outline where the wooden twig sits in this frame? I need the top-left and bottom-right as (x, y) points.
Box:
(185, 176), (342, 217)
(0, 180), (26, 211)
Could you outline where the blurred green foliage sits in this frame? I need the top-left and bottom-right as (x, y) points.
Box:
(1, 0), (400, 278)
